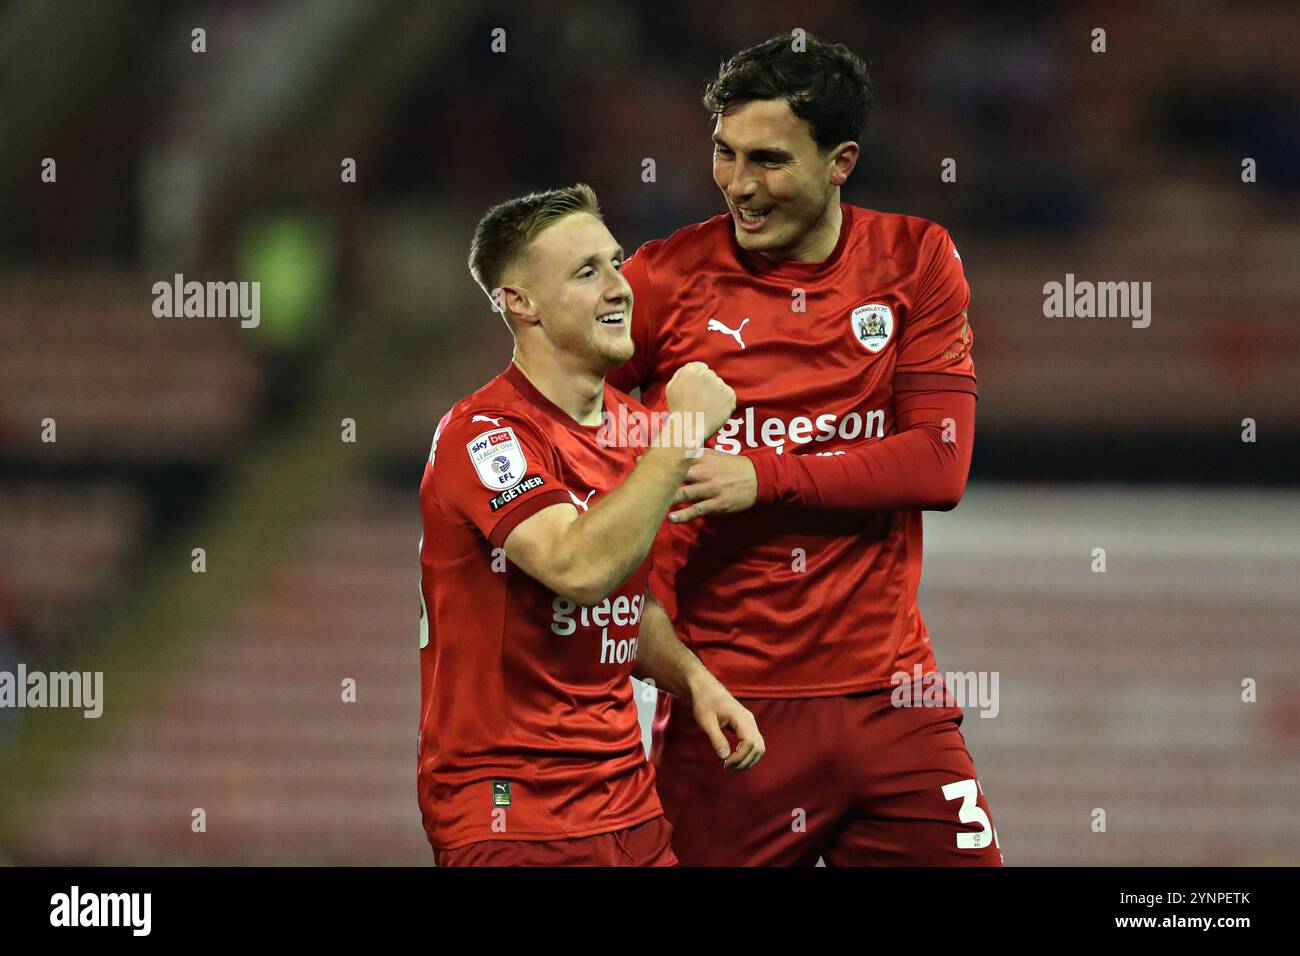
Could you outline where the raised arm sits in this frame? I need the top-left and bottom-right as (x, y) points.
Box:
(504, 363), (733, 605)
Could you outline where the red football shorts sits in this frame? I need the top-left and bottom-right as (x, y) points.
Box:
(433, 814), (677, 867)
(651, 688), (1003, 866)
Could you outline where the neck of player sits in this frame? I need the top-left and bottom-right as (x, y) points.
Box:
(511, 352), (605, 426)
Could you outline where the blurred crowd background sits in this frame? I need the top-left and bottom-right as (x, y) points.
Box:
(1, 0), (1297, 864)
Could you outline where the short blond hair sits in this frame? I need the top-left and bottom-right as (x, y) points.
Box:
(468, 183), (602, 306)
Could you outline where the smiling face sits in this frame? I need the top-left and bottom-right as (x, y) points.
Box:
(711, 98), (856, 262)
(509, 212), (633, 372)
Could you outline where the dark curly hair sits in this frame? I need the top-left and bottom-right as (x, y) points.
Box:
(703, 32), (873, 153)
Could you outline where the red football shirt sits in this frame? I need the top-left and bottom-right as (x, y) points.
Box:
(417, 362), (662, 850)
(608, 203), (977, 698)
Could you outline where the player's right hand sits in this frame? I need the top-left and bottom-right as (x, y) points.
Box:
(664, 361), (736, 441)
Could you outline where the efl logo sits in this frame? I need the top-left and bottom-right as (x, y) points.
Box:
(466, 426), (526, 490)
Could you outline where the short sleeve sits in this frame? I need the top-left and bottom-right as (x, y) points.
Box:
(895, 226), (977, 396)
(432, 411), (572, 548)
(606, 243), (657, 394)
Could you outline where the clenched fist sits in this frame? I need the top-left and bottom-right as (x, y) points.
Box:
(664, 361), (736, 443)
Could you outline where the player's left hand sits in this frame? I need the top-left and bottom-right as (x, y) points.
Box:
(689, 677), (765, 772)
(669, 448), (757, 522)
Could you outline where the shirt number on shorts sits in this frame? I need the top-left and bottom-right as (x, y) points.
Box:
(941, 778), (999, 850)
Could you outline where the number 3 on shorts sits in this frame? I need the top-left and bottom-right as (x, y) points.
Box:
(941, 778), (999, 850)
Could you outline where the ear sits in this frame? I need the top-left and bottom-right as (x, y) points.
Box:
(828, 141), (860, 187)
(495, 285), (540, 326)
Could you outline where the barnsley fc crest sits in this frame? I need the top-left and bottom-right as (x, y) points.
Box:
(851, 303), (894, 353)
